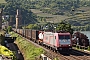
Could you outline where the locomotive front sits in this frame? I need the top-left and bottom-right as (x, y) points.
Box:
(58, 33), (72, 50)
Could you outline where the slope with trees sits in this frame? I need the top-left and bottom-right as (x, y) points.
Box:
(0, 0), (90, 31)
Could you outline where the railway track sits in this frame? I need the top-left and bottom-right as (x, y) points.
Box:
(18, 33), (90, 60)
(44, 49), (90, 60)
(73, 47), (90, 55)
(64, 49), (90, 60)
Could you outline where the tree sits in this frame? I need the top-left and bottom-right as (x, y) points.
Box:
(56, 21), (73, 34)
(7, 26), (12, 33)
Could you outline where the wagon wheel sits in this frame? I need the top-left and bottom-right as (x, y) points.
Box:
(37, 41), (40, 45)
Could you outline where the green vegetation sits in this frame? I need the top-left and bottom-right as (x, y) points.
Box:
(5, 26), (12, 33)
(0, 0), (90, 31)
(7, 26), (12, 32)
(72, 25), (90, 31)
(3, 26), (12, 33)
(9, 32), (44, 60)
(73, 45), (90, 52)
(54, 58), (58, 60)
(0, 0), (6, 3)
(88, 46), (90, 51)
(26, 24), (41, 30)
(0, 31), (16, 60)
(56, 22), (73, 34)
(0, 45), (15, 60)
(0, 0), (37, 24)
(26, 21), (73, 34)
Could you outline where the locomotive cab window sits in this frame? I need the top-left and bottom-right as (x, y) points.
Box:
(59, 35), (71, 44)
(59, 35), (70, 39)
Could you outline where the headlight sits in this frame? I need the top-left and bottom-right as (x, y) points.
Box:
(69, 45), (71, 46)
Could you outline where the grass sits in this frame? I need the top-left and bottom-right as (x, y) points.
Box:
(0, 0), (6, 3)
(9, 32), (45, 60)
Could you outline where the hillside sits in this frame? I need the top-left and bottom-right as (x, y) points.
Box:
(31, 6), (90, 25)
(0, 0), (6, 3)
(30, 9), (69, 23)
(30, 6), (90, 31)
(0, 0), (90, 30)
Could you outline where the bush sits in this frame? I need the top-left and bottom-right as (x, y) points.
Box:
(7, 26), (12, 33)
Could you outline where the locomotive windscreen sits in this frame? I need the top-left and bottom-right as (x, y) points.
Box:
(59, 35), (71, 44)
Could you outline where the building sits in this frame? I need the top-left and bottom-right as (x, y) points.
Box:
(16, 9), (22, 29)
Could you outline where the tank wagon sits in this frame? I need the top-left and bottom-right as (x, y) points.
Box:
(12, 28), (72, 51)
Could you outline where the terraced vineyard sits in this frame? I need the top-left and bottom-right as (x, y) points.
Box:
(0, 0), (6, 3)
(30, 9), (69, 23)
(31, 7), (90, 25)
(30, 6), (90, 31)
(66, 7), (90, 26)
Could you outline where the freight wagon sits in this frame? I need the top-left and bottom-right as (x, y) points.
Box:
(31, 30), (39, 42)
(27, 29), (32, 39)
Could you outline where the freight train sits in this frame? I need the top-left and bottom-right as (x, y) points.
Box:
(12, 28), (72, 51)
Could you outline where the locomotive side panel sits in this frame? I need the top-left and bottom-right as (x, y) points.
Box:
(43, 32), (56, 47)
